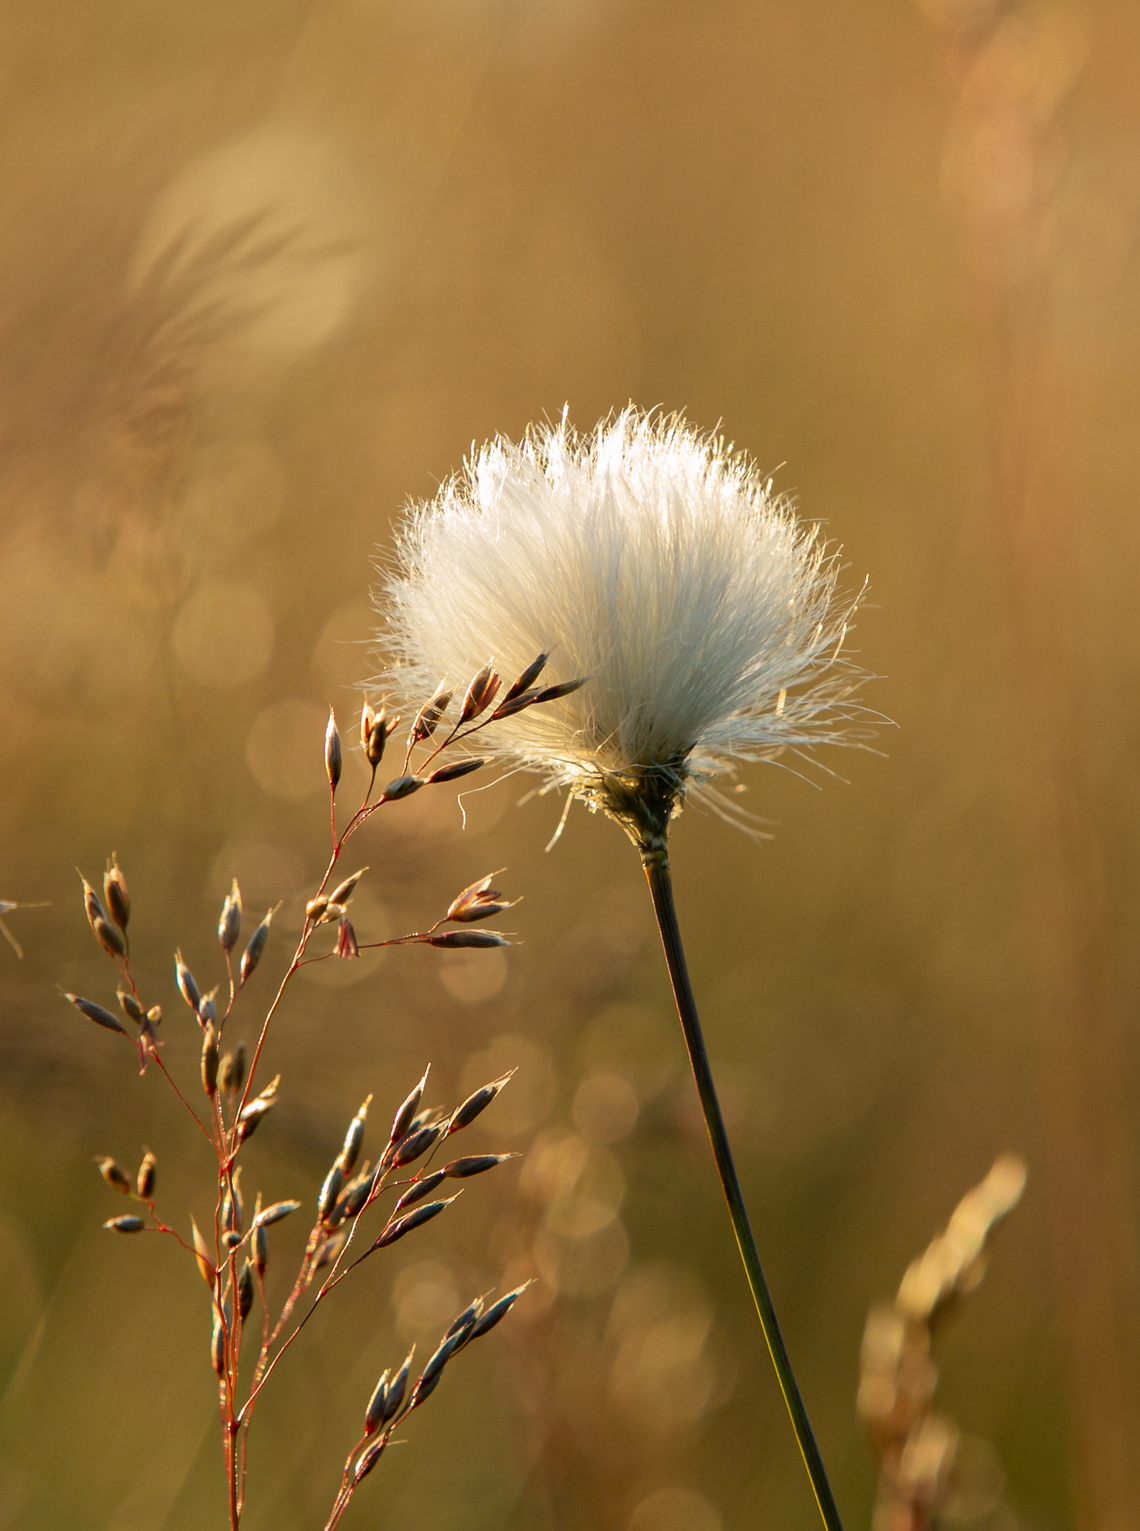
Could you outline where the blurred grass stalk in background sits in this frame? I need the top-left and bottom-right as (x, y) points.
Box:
(922, 0), (1140, 1524)
(859, 1154), (1028, 1528)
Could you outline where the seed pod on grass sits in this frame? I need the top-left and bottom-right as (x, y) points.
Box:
(219, 1041), (245, 1096)
(79, 875), (104, 929)
(234, 1077), (278, 1139)
(395, 1170), (446, 1211)
(489, 688), (541, 720)
(103, 856), (130, 932)
(459, 660), (500, 722)
(368, 718), (394, 764)
(239, 1075), (281, 1123)
(329, 870), (368, 910)
(211, 1305), (228, 1377)
(409, 1365), (444, 1409)
(443, 1153), (515, 1179)
(95, 1157), (131, 1194)
(490, 676), (586, 721)
(353, 1439), (386, 1484)
(409, 688), (452, 747)
(174, 951), (201, 1016)
(389, 1069), (429, 1146)
(493, 677), (588, 718)
(201, 1024), (219, 1097)
(222, 1169), (243, 1235)
(222, 1231), (242, 1250)
(373, 1195), (458, 1250)
(503, 652), (548, 703)
(363, 705), (397, 767)
(446, 875), (516, 923)
(198, 989), (218, 1027)
(335, 918), (359, 959)
(79, 875), (126, 957)
(391, 1122), (441, 1169)
(64, 993), (128, 1036)
(324, 709), (342, 791)
(379, 774), (424, 803)
(443, 1298), (484, 1345)
(239, 907), (278, 987)
(449, 1072), (515, 1133)
(136, 1151), (156, 1200)
(364, 1370), (390, 1435)
(237, 1260), (254, 1322)
(104, 1215), (145, 1233)
(84, 910), (124, 963)
(252, 1199), (301, 1230)
(411, 1329), (467, 1407)
(92, 916), (125, 958)
(337, 1095), (372, 1176)
(218, 879), (242, 953)
(252, 1224), (268, 1276)
(333, 1166), (374, 1223)
(191, 1218), (216, 1287)
(469, 1283), (531, 1340)
(427, 930), (509, 950)
(536, 677), (589, 704)
(251, 1198), (269, 1277)
(313, 1230), (346, 1270)
(236, 1097), (274, 1144)
(427, 758), (484, 785)
(318, 1161), (344, 1224)
(117, 988), (145, 1024)
(381, 1350), (414, 1426)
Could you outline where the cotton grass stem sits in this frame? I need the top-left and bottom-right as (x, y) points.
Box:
(641, 846), (844, 1531)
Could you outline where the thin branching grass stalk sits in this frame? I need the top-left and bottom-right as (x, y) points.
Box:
(0, 898), (50, 959)
(64, 665), (566, 1529)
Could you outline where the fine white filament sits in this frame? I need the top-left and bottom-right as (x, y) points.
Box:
(379, 408), (868, 825)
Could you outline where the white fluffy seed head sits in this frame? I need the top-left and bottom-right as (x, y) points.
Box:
(376, 408), (870, 838)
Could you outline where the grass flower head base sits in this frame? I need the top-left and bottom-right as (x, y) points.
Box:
(382, 407), (870, 1531)
(382, 407), (868, 840)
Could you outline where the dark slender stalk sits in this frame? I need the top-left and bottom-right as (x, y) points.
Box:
(641, 848), (844, 1531)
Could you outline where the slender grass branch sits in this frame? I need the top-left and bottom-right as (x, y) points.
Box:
(640, 847), (844, 1531)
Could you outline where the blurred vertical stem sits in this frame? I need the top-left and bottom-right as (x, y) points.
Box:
(986, 301), (1140, 1531)
(915, 2), (1140, 1520)
(640, 843), (844, 1531)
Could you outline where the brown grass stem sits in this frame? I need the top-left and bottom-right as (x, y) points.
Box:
(70, 678), (538, 1525)
(152, 1052), (218, 1151)
(240, 1157), (413, 1422)
(641, 847), (844, 1531)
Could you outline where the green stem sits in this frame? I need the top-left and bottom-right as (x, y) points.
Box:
(641, 848), (844, 1531)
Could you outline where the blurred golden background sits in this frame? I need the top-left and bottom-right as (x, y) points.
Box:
(2, 1), (1139, 1528)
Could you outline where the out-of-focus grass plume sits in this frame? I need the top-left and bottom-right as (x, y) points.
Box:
(859, 1155), (1027, 1529)
(2, 1), (1139, 1529)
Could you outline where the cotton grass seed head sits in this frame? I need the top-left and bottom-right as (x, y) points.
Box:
(378, 408), (871, 847)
